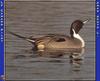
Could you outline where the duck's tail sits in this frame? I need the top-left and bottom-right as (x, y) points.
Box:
(7, 31), (35, 43)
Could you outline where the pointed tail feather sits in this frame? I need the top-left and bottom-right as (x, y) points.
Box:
(7, 31), (27, 40)
(7, 31), (35, 43)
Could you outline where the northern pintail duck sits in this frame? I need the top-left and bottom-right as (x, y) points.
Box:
(8, 19), (90, 50)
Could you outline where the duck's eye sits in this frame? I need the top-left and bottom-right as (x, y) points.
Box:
(56, 38), (66, 42)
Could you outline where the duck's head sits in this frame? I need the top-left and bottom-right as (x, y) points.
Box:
(70, 19), (91, 38)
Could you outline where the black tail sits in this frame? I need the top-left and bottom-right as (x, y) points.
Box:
(7, 31), (27, 40)
(7, 31), (35, 43)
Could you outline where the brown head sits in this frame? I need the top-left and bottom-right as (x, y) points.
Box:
(70, 19), (90, 38)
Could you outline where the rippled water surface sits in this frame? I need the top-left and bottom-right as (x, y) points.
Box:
(5, 1), (95, 80)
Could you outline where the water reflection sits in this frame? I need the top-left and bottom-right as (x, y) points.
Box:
(37, 48), (85, 58)
(38, 48), (85, 68)
(14, 48), (85, 65)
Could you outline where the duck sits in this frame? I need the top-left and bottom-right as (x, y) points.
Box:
(8, 19), (90, 50)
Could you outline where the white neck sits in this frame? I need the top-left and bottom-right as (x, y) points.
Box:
(72, 29), (85, 47)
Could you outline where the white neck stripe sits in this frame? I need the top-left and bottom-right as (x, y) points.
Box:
(72, 29), (85, 47)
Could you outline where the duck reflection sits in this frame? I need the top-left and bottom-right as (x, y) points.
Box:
(15, 47), (85, 60)
(37, 48), (85, 59)
(37, 48), (85, 70)
(13, 48), (85, 71)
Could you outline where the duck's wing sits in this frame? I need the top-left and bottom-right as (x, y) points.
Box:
(28, 34), (70, 43)
(44, 34), (70, 42)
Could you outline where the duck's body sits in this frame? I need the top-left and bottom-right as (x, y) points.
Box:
(29, 34), (83, 50)
(8, 19), (90, 50)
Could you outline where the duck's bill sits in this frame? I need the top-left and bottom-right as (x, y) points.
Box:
(83, 18), (91, 24)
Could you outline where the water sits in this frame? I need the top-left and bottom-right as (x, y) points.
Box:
(5, 1), (95, 80)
